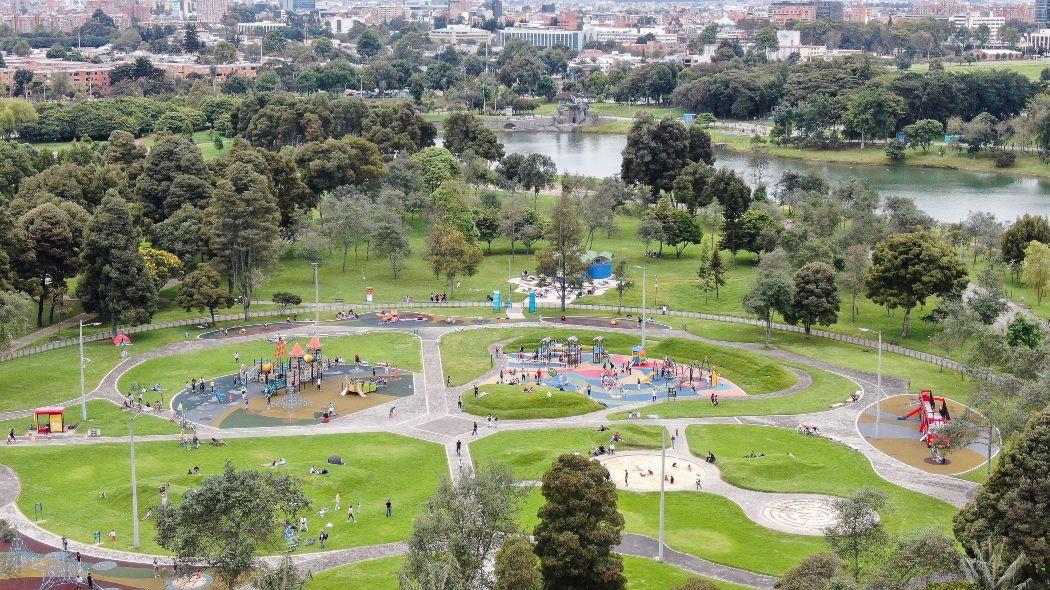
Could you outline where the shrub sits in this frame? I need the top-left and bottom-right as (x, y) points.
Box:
(993, 151), (1016, 168)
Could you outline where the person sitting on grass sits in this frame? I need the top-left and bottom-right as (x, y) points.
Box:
(210, 438), (225, 446)
(705, 451), (716, 463)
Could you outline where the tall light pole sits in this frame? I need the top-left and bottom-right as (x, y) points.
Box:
(79, 320), (101, 422)
(658, 427), (666, 561)
(860, 328), (883, 440)
(130, 413), (140, 549)
(311, 262), (320, 334)
(633, 265), (647, 348)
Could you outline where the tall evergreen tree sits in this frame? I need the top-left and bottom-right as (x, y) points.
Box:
(76, 192), (159, 335)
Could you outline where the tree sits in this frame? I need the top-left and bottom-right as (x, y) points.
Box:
(672, 162), (715, 215)
(637, 216), (666, 255)
(501, 202), (542, 259)
(707, 170), (752, 264)
(184, 24), (202, 53)
(0, 98), (38, 138)
(903, 119), (944, 152)
(412, 146), (462, 193)
(400, 464), (524, 590)
(155, 463), (310, 590)
(776, 553), (845, 590)
(134, 133), (211, 221)
(178, 265), (234, 324)
(839, 244), (869, 322)
(253, 556), (309, 590)
(743, 270), (795, 347)
(103, 130), (147, 182)
(1001, 214), (1050, 267)
(612, 260), (633, 313)
(709, 246), (727, 299)
(737, 208), (781, 257)
(1021, 240), (1050, 304)
(151, 204), (207, 267)
(444, 113), (505, 161)
(621, 114), (693, 201)
(12, 39), (31, 57)
(865, 232), (968, 339)
(954, 406), (1050, 587)
(842, 87), (906, 148)
(785, 262), (840, 336)
(535, 195), (587, 311)
(1006, 314), (1043, 348)
(15, 204), (80, 328)
(688, 125), (715, 165)
(518, 154), (557, 204)
(959, 539), (1033, 590)
(76, 193), (159, 336)
(885, 139), (906, 163)
(494, 535), (541, 590)
(425, 227), (483, 292)
(372, 212), (412, 278)
(295, 138), (384, 195)
(356, 29), (382, 58)
(665, 210), (703, 258)
(534, 454), (626, 590)
(823, 488), (887, 581)
(872, 530), (961, 590)
(271, 292), (302, 312)
(476, 208), (502, 255)
(207, 162), (281, 320)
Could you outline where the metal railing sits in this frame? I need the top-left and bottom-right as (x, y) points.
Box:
(0, 300), (965, 372)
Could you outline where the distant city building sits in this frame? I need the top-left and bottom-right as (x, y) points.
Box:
(540, 2), (555, 13)
(1037, 0), (1049, 24)
(196, 0), (228, 22)
(769, 0), (842, 24)
(490, 0), (502, 18)
(582, 25), (677, 45)
(497, 25), (584, 49)
(430, 24), (493, 43)
(1, 57), (112, 96)
(405, 0), (450, 18)
(948, 11), (1007, 40)
(279, 0), (314, 13)
(1028, 28), (1050, 48)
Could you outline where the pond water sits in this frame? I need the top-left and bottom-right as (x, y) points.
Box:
(497, 132), (1050, 223)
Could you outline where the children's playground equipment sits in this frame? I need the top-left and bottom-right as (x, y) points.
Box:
(33, 407), (65, 433)
(592, 336), (609, 365)
(631, 345), (648, 366)
(341, 378), (376, 397)
(898, 389), (952, 447)
(379, 309), (400, 322)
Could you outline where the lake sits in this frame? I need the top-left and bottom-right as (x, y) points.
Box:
(498, 132), (1050, 223)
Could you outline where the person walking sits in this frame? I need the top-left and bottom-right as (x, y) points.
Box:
(385, 499), (392, 517)
(87, 574), (94, 589)
(335, 492), (342, 510)
(624, 470), (629, 486)
(455, 440), (461, 456)
(318, 530), (328, 548)
(61, 536), (68, 552)
(472, 422), (478, 436)
(347, 505), (356, 523)
(446, 375), (452, 387)
(152, 558), (160, 578)
(7, 428), (15, 444)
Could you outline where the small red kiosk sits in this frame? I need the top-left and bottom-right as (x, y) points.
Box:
(33, 407), (65, 434)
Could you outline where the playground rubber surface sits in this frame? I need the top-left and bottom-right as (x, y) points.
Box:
(484, 352), (745, 408)
(857, 394), (997, 476)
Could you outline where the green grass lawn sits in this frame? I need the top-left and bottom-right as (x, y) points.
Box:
(0, 400), (180, 438)
(0, 325), (224, 413)
(304, 554), (749, 590)
(905, 58), (1050, 81)
(4, 432), (447, 555)
(26, 131), (230, 161)
(463, 385), (605, 419)
(650, 338), (797, 394)
(471, 426), (666, 480)
(686, 424), (958, 535)
(118, 333), (421, 407)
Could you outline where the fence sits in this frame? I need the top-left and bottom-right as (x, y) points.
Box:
(0, 300), (965, 372)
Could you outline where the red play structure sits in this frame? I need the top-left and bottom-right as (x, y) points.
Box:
(900, 389), (952, 447)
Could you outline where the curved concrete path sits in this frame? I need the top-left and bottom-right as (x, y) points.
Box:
(0, 320), (982, 589)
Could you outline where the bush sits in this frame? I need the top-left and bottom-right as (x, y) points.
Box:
(994, 151), (1016, 168)
(885, 139), (906, 163)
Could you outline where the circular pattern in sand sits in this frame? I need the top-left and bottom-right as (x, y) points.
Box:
(598, 454), (709, 492)
(760, 499), (838, 536)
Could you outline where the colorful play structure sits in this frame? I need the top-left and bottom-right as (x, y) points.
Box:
(258, 336), (326, 396)
(33, 406), (65, 434)
(899, 389), (952, 447)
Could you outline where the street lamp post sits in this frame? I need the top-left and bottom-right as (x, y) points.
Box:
(658, 427), (666, 561)
(860, 328), (883, 440)
(633, 265), (647, 348)
(130, 412), (140, 549)
(79, 320), (102, 422)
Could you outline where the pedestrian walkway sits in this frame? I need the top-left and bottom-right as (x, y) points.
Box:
(9, 313), (94, 351)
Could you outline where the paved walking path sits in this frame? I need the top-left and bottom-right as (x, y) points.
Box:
(8, 313), (94, 351)
(0, 320), (984, 588)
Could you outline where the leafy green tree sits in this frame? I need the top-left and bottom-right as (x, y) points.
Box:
(17, 203), (81, 327)
(709, 246), (727, 299)
(363, 103), (436, 156)
(295, 137), (384, 194)
(155, 463), (310, 590)
(135, 133), (211, 221)
(476, 208), (502, 255)
(885, 139), (906, 163)
(534, 454), (626, 590)
(1006, 314), (1043, 348)
(954, 406), (1050, 587)
(621, 114), (693, 201)
(672, 162), (714, 214)
(613, 260), (633, 313)
(903, 119), (944, 152)
(738, 208), (781, 257)
(665, 210), (703, 258)
(356, 29), (382, 59)
(743, 269), (795, 346)
(1021, 240), (1050, 304)
(207, 162), (281, 320)
(839, 244), (870, 322)
(400, 464), (524, 590)
(842, 87), (906, 148)
(372, 212), (411, 278)
(151, 204), (207, 266)
(443, 112), (505, 162)
(1001, 214), (1050, 266)
(776, 553), (845, 590)
(412, 146), (461, 193)
(0, 141), (38, 198)
(76, 193), (159, 336)
(706, 170), (752, 264)
(871, 530), (961, 590)
(865, 232), (968, 338)
(637, 215), (666, 255)
(425, 226), (483, 292)
(494, 534), (541, 590)
(535, 195), (588, 311)
(785, 262), (840, 336)
(518, 154), (557, 204)
(824, 488), (887, 581)
(103, 130), (147, 183)
(0, 98), (38, 138)
(253, 556), (309, 590)
(500, 202), (541, 258)
(177, 265), (234, 324)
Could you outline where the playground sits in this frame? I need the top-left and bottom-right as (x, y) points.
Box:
(481, 336), (745, 408)
(171, 336), (415, 429)
(858, 392), (998, 476)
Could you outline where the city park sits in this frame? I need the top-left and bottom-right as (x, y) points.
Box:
(0, 277), (1003, 590)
